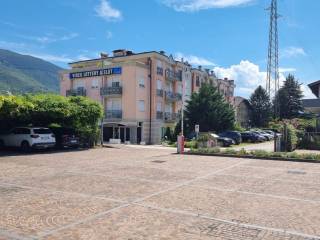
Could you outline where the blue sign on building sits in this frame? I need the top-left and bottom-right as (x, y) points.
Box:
(69, 67), (122, 79)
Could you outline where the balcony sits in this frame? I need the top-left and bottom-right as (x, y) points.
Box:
(165, 91), (182, 102)
(156, 89), (164, 97)
(100, 86), (122, 96)
(105, 110), (122, 120)
(156, 111), (163, 120)
(164, 112), (178, 122)
(66, 88), (86, 97)
(165, 69), (182, 82)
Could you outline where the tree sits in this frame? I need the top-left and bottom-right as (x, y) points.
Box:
(249, 86), (272, 127)
(0, 94), (103, 146)
(275, 74), (303, 119)
(184, 84), (235, 134)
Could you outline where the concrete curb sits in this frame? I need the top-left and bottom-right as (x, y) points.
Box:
(184, 152), (320, 164)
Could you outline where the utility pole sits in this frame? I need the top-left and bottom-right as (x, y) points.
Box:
(266, 0), (280, 118)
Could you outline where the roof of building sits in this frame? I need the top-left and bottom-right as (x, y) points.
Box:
(303, 98), (320, 108)
(308, 80), (320, 98)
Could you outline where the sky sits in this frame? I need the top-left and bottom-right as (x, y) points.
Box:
(0, 0), (319, 98)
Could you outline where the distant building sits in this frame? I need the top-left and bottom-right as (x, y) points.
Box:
(60, 49), (235, 144)
(233, 97), (252, 128)
(303, 80), (320, 114)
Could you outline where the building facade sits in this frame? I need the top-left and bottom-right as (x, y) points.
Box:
(60, 49), (235, 144)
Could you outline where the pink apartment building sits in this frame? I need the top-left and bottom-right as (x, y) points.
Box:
(60, 49), (235, 144)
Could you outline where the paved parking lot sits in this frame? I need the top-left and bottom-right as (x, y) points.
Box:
(1, 146), (320, 240)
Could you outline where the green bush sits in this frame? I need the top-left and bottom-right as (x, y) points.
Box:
(251, 150), (270, 158)
(185, 140), (198, 149)
(0, 94), (103, 147)
(224, 148), (237, 155)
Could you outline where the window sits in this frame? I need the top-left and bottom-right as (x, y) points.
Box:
(157, 80), (162, 90)
(139, 77), (145, 87)
(107, 99), (121, 110)
(33, 128), (52, 134)
(138, 100), (145, 112)
(108, 77), (121, 87)
(13, 128), (30, 134)
(196, 76), (200, 87)
(91, 79), (99, 89)
(157, 102), (162, 112)
(74, 79), (85, 89)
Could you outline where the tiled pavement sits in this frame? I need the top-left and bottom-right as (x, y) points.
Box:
(0, 146), (320, 240)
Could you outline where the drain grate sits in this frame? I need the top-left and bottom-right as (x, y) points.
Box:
(151, 160), (166, 163)
(287, 170), (307, 175)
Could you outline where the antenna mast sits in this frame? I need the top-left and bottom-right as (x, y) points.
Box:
(266, 0), (280, 117)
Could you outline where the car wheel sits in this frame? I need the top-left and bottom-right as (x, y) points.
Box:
(21, 141), (30, 152)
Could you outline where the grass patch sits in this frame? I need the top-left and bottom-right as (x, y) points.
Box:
(189, 148), (320, 161)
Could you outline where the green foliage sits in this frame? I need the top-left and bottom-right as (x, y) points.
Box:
(191, 148), (320, 161)
(249, 86), (272, 127)
(275, 74), (304, 120)
(233, 122), (245, 132)
(164, 127), (174, 142)
(185, 84), (235, 135)
(282, 124), (298, 152)
(184, 140), (198, 149)
(0, 94), (103, 147)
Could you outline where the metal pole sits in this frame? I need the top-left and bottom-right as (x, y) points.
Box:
(181, 72), (185, 136)
(100, 59), (105, 146)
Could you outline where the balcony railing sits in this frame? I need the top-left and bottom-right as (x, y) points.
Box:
(165, 69), (182, 82)
(165, 91), (182, 102)
(164, 112), (179, 122)
(100, 86), (122, 96)
(156, 89), (164, 97)
(156, 111), (163, 120)
(66, 88), (86, 97)
(105, 110), (122, 119)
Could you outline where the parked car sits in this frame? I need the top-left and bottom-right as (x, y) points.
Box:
(51, 127), (80, 149)
(0, 127), (56, 151)
(217, 137), (234, 147)
(251, 131), (273, 141)
(219, 131), (242, 145)
(209, 133), (234, 147)
(241, 132), (265, 143)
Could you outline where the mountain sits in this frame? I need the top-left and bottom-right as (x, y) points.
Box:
(0, 49), (63, 94)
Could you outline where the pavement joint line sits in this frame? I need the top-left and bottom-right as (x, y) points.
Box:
(37, 203), (132, 239)
(216, 173), (320, 186)
(134, 203), (320, 240)
(65, 170), (177, 185)
(0, 228), (35, 240)
(190, 184), (320, 203)
(0, 181), (127, 204)
(36, 160), (248, 238)
(242, 164), (320, 174)
(132, 160), (248, 203)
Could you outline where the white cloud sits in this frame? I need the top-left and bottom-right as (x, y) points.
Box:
(95, 0), (122, 21)
(281, 47), (306, 58)
(213, 60), (291, 97)
(106, 31), (113, 39)
(279, 67), (296, 73)
(161, 0), (254, 12)
(175, 52), (215, 66)
(18, 33), (79, 44)
(25, 53), (74, 63)
(214, 60), (267, 87)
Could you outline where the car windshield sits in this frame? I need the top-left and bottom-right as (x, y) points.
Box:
(33, 128), (52, 134)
